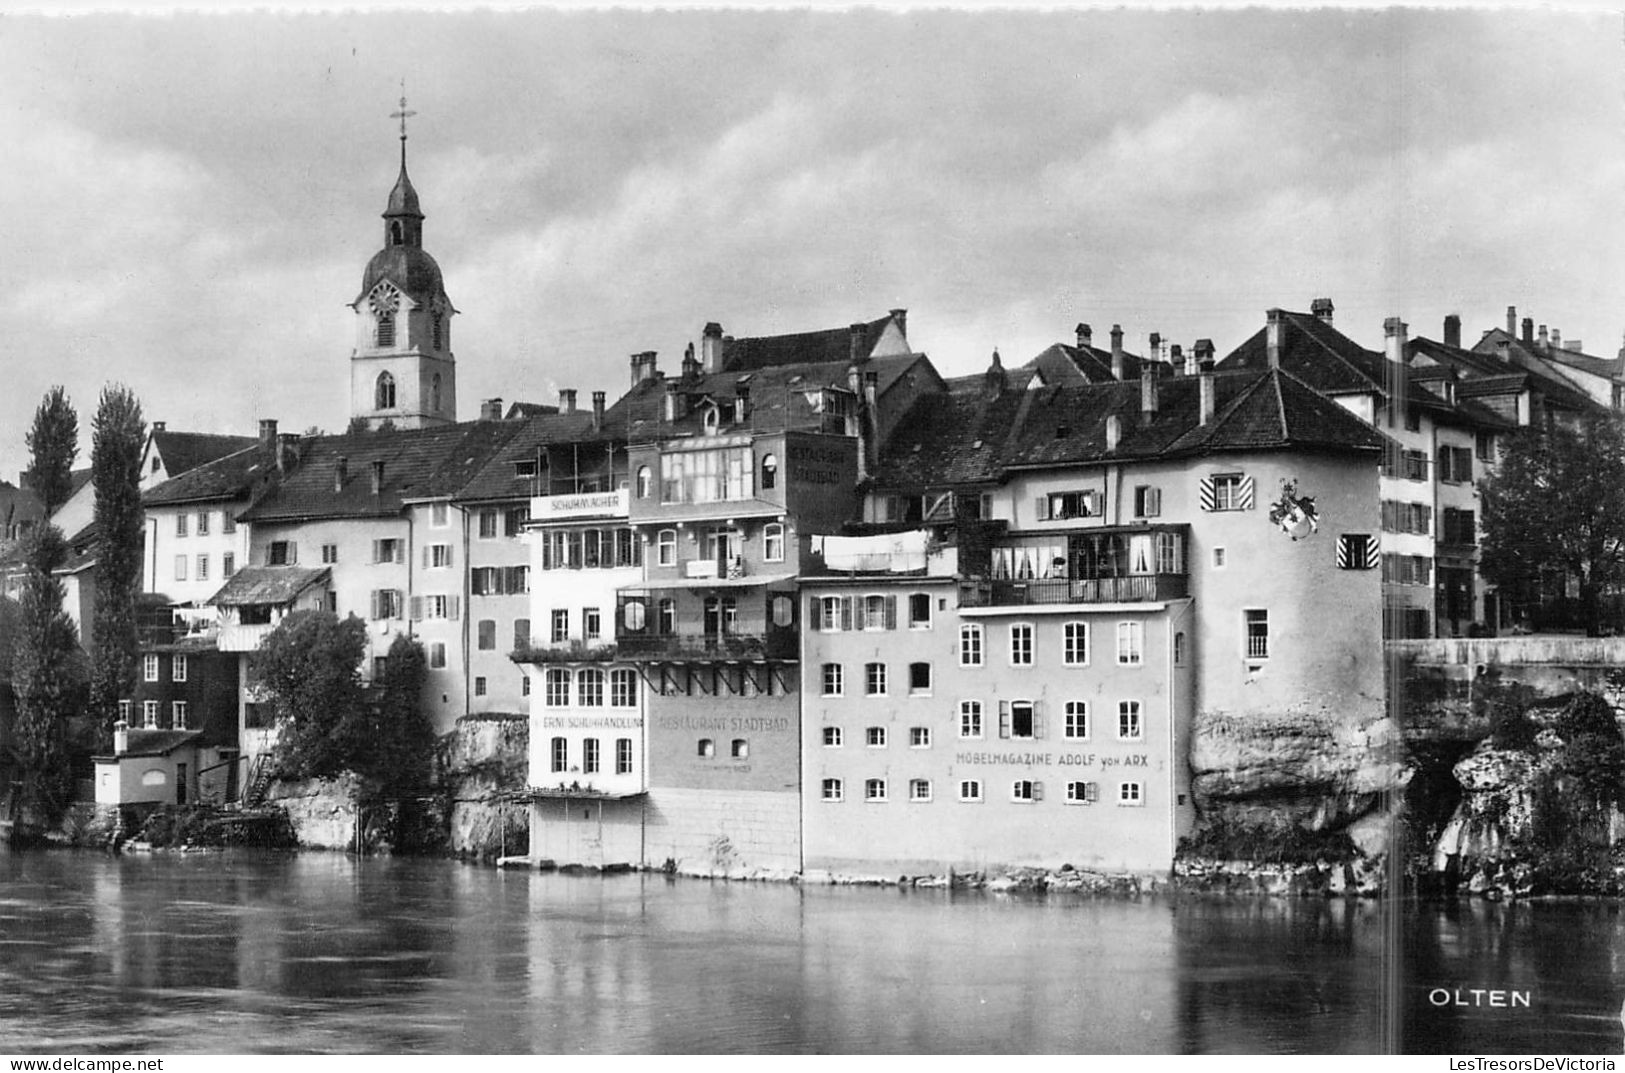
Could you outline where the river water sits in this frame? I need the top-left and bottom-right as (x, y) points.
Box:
(0, 849), (1620, 1054)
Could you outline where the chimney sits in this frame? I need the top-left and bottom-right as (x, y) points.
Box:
(1183, 343), (1199, 377)
(1110, 324), (1124, 379)
(259, 419), (278, 449)
(1384, 317), (1408, 365)
(735, 385), (751, 424)
(849, 323), (867, 364)
(152, 420), (167, 433)
(1444, 314), (1462, 349)
(889, 308), (908, 340)
(559, 389), (577, 415)
(630, 351), (660, 386)
(479, 398), (504, 421)
(1310, 297), (1334, 324)
(1522, 318), (1534, 345)
(275, 433), (299, 475)
(681, 343), (701, 380)
(334, 457), (348, 492)
(701, 323), (724, 373)
(1076, 323), (1092, 350)
(863, 369), (879, 415)
(1169, 344), (1184, 376)
(1265, 309), (1285, 369)
(591, 391), (605, 431)
(1552, 328), (1562, 351)
(1105, 413), (1122, 451)
(984, 349), (1008, 399)
(371, 459), (385, 495)
(113, 720), (129, 756)
(1196, 339), (1216, 425)
(1140, 361), (1159, 423)
(1538, 324), (1548, 350)
(1507, 306), (1517, 335)
(1148, 332), (1161, 363)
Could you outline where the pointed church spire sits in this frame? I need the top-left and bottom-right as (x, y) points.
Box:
(385, 85), (423, 246)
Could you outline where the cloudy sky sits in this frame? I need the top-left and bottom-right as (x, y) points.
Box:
(2, 7), (1623, 483)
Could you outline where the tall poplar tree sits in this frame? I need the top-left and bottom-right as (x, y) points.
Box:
(88, 384), (146, 738)
(12, 526), (86, 827)
(24, 386), (79, 516)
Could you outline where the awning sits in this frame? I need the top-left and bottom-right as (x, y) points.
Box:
(520, 787), (649, 801)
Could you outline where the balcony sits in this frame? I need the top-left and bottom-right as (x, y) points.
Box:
(219, 622), (275, 652)
(511, 640), (619, 664)
(615, 628), (797, 662)
(958, 574), (1188, 608)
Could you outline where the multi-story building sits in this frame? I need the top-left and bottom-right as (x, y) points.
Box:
(1220, 303), (1515, 637)
(801, 354), (1387, 875)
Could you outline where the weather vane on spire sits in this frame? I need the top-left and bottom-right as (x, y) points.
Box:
(390, 79), (416, 144)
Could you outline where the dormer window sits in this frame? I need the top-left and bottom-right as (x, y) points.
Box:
(703, 405), (720, 433)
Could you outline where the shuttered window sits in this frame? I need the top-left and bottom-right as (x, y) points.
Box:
(1198, 473), (1254, 512)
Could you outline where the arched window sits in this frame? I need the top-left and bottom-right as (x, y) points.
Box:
(375, 372), (396, 410)
(376, 310), (395, 348)
(389, 220), (404, 246)
(636, 465), (652, 498)
(761, 453), (778, 490)
(430, 374), (442, 412)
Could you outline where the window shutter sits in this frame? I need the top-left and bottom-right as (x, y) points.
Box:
(809, 596), (820, 627)
(1035, 496), (1048, 521)
(450, 596), (461, 621)
(446, 544), (455, 568)
(288, 541), (298, 564)
(372, 540), (381, 564)
(1237, 476), (1254, 510)
(1086, 782), (1099, 803)
(1380, 501), (1395, 531)
(840, 596), (853, 631)
(998, 700), (1011, 739)
(1032, 781), (1044, 802)
(1032, 704), (1045, 739)
(1198, 476), (1215, 512)
(1337, 537), (1352, 569)
(370, 590), (380, 619)
(394, 542), (405, 564)
(1365, 536), (1381, 570)
(422, 546), (430, 569)
(883, 595), (897, 630)
(1147, 487), (1161, 517)
(1420, 505), (1432, 534)
(410, 596), (423, 622)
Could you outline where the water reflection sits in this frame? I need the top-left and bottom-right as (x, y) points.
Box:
(0, 850), (1618, 1054)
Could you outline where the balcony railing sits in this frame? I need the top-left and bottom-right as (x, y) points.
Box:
(218, 622), (276, 652)
(511, 640), (619, 664)
(958, 574), (1188, 608)
(615, 629), (797, 661)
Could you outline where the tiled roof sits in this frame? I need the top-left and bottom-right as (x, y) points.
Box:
(456, 412), (619, 504)
(206, 565), (329, 606)
(143, 444), (276, 507)
(719, 313), (901, 372)
(1426, 333), (1597, 414)
(1540, 345), (1621, 379)
(613, 353), (931, 444)
(874, 367), (1383, 488)
(239, 422), (523, 522)
(1028, 341), (1146, 385)
(152, 431), (258, 477)
(504, 401), (560, 419)
(1220, 311), (1387, 395)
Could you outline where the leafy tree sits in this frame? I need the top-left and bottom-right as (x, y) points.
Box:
(10, 527), (87, 826)
(374, 633), (434, 796)
(25, 386), (79, 517)
(1480, 412), (1625, 636)
(88, 384), (146, 739)
(250, 610), (370, 780)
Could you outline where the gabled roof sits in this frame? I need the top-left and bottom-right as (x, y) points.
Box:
(143, 444), (276, 507)
(150, 431), (258, 477)
(456, 411), (622, 504)
(614, 353), (933, 444)
(1028, 341), (1146, 385)
(1437, 332), (1598, 414)
(239, 422), (523, 523)
(874, 367), (1383, 489)
(718, 312), (904, 372)
(504, 401), (560, 419)
(1538, 344), (1621, 379)
(206, 565), (330, 607)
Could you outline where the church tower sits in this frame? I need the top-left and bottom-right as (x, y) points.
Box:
(349, 97), (457, 430)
